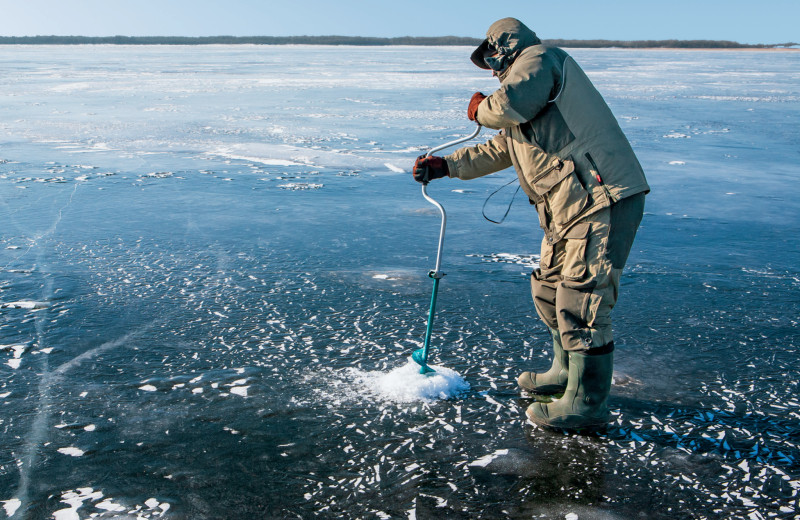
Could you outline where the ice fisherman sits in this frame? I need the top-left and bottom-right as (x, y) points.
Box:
(412, 18), (649, 431)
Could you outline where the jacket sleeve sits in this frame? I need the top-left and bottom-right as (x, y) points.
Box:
(444, 132), (512, 180)
(476, 49), (559, 130)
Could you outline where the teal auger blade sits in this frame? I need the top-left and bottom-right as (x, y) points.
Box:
(412, 348), (436, 374)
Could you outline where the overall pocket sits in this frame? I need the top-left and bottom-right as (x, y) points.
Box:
(531, 158), (590, 227)
(561, 222), (590, 281)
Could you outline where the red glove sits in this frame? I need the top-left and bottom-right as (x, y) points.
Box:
(412, 155), (449, 184)
(468, 92), (487, 122)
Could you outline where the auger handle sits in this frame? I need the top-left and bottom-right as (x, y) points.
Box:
(421, 124), (481, 277)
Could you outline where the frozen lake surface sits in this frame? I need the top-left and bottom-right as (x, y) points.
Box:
(1, 45), (799, 519)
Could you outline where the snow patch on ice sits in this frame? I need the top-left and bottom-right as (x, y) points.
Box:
(0, 301), (48, 310)
(469, 449), (509, 468)
(57, 447), (85, 457)
(349, 357), (470, 403)
(218, 154), (304, 167)
(384, 163), (404, 173)
(230, 385), (249, 397)
(2, 498), (21, 517)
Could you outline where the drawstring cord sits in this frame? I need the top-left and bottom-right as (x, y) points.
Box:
(482, 178), (520, 224)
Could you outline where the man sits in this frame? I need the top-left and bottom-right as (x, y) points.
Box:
(412, 17), (649, 431)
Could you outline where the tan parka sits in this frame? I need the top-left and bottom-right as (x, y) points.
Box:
(446, 18), (649, 243)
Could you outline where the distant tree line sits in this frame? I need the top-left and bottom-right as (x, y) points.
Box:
(545, 38), (798, 49)
(0, 35), (482, 46)
(0, 35), (796, 48)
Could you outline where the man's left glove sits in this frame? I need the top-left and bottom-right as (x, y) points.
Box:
(413, 155), (449, 184)
(468, 92), (487, 122)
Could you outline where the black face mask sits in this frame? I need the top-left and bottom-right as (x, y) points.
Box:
(484, 52), (514, 72)
(481, 43), (515, 73)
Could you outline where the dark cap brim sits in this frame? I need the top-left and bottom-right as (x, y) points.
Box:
(470, 39), (492, 70)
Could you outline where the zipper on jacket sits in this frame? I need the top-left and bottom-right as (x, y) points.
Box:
(584, 152), (603, 184)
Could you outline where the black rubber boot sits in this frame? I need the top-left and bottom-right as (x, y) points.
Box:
(517, 328), (569, 394)
(526, 343), (614, 431)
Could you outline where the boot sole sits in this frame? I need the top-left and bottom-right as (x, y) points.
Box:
(526, 407), (609, 432)
(519, 383), (567, 395)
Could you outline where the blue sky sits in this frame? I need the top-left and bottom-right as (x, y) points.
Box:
(1, 0), (798, 44)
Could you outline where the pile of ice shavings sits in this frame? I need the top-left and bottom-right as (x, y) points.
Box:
(352, 357), (470, 403)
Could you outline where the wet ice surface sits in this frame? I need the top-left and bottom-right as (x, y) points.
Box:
(1, 46), (799, 519)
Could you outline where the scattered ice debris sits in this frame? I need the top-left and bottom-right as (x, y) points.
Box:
(141, 171), (173, 179)
(349, 357), (470, 403)
(2, 344), (30, 369)
(53, 488), (103, 520)
(0, 301), (48, 310)
(278, 182), (323, 190)
(2, 498), (21, 517)
(48, 489), (169, 520)
(95, 498), (125, 512)
(57, 447), (85, 457)
(669, 161), (686, 165)
(565, 514), (579, 520)
(467, 252), (539, 271)
(663, 132), (691, 138)
(138, 384), (158, 392)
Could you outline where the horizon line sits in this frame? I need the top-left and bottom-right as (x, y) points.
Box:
(1, 35), (798, 49)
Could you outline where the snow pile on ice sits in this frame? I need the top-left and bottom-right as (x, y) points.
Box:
(353, 357), (470, 403)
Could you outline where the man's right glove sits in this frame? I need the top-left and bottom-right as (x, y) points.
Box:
(468, 92), (487, 122)
(412, 155), (449, 184)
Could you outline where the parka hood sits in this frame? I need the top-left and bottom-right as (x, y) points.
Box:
(470, 18), (541, 71)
